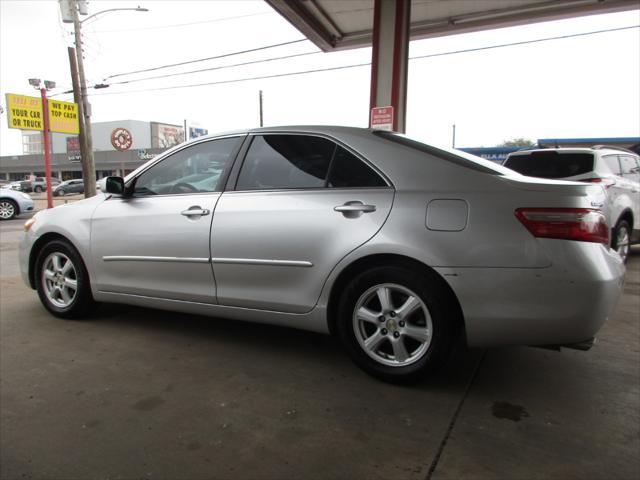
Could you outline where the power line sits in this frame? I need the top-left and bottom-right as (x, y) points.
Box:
(52, 24), (637, 98)
(105, 39), (309, 80)
(410, 24), (640, 61)
(105, 24), (640, 88)
(108, 50), (323, 86)
(93, 62), (372, 96)
(89, 11), (273, 33)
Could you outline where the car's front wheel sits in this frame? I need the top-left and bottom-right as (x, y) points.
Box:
(336, 265), (456, 383)
(56, 189), (65, 197)
(34, 186), (43, 193)
(612, 219), (631, 263)
(0, 199), (17, 220)
(35, 239), (96, 318)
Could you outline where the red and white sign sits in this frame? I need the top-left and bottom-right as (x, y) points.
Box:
(370, 106), (394, 131)
(111, 128), (133, 151)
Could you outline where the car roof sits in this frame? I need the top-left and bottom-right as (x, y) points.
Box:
(190, 125), (374, 141)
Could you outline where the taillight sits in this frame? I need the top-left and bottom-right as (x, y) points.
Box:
(583, 177), (615, 188)
(515, 208), (609, 246)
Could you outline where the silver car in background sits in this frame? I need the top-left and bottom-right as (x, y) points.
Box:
(0, 187), (34, 220)
(504, 146), (640, 262)
(19, 126), (625, 382)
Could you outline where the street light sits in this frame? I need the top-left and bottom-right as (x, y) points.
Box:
(80, 6), (149, 24)
(28, 79), (57, 209)
(59, 1), (149, 198)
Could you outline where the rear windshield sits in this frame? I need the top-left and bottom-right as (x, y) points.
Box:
(504, 151), (594, 179)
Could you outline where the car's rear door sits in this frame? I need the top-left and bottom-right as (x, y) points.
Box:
(210, 133), (394, 314)
(90, 135), (244, 303)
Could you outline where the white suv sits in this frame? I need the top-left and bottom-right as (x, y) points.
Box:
(504, 146), (640, 262)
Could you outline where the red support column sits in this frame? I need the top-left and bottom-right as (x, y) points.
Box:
(40, 88), (53, 209)
(369, 0), (411, 133)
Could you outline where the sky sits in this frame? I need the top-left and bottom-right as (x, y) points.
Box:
(0, 0), (639, 156)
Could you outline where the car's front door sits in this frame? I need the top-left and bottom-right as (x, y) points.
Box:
(211, 133), (394, 314)
(90, 136), (244, 303)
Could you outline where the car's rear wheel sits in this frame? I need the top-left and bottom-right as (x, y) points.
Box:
(35, 239), (96, 318)
(612, 219), (631, 263)
(336, 265), (456, 383)
(0, 199), (17, 220)
(34, 186), (43, 193)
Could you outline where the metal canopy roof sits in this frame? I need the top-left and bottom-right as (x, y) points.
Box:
(265, 0), (639, 52)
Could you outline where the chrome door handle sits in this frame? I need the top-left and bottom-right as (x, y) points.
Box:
(334, 201), (376, 219)
(181, 207), (210, 217)
(334, 203), (376, 213)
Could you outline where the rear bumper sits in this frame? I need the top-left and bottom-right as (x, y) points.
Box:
(438, 240), (625, 348)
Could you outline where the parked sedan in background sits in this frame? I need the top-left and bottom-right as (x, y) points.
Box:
(8, 180), (28, 191)
(0, 187), (34, 220)
(19, 127), (625, 382)
(53, 179), (84, 196)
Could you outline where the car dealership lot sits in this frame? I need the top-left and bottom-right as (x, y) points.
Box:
(1, 212), (638, 479)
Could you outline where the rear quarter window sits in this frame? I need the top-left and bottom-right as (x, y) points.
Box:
(504, 152), (594, 179)
(601, 155), (621, 175)
(620, 155), (640, 175)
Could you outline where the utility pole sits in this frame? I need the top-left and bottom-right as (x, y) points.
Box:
(259, 90), (264, 127)
(67, 46), (88, 187)
(38, 85), (54, 209)
(452, 123), (456, 148)
(71, 0), (97, 197)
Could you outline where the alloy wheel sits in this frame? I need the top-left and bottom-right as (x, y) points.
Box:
(0, 200), (16, 220)
(352, 283), (433, 367)
(41, 252), (78, 308)
(616, 224), (630, 262)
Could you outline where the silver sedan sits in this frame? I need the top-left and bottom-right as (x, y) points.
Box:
(19, 127), (625, 382)
(1, 187), (34, 220)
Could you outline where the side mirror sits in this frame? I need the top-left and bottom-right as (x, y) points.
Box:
(104, 176), (125, 196)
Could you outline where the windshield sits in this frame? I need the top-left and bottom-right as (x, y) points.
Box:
(372, 131), (517, 176)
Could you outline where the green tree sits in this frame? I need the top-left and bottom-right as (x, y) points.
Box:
(498, 138), (535, 147)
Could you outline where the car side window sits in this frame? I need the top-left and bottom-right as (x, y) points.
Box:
(620, 155), (640, 178)
(134, 137), (240, 196)
(602, 155), (621, 175)
(328, 146), (387, 188)
(236, 135), (334, 190)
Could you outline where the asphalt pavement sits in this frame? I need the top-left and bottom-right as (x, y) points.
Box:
(0, 207), (638, 480)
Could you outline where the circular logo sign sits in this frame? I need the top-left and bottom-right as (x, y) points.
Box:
(111, 128), (133, 151)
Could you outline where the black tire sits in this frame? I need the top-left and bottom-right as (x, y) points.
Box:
(612, 219), (631, 263)
(56, 189), (65, 197)
(35, 239), (96, 319)
(336, 265), (457, 384)
(34, 186), (43, 193)
(0, 199), (18, 220)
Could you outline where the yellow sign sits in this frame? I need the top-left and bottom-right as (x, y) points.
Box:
(5, 93), (44, 131)
(48, 99), (79, 134)
(5, 93), (79, 134)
